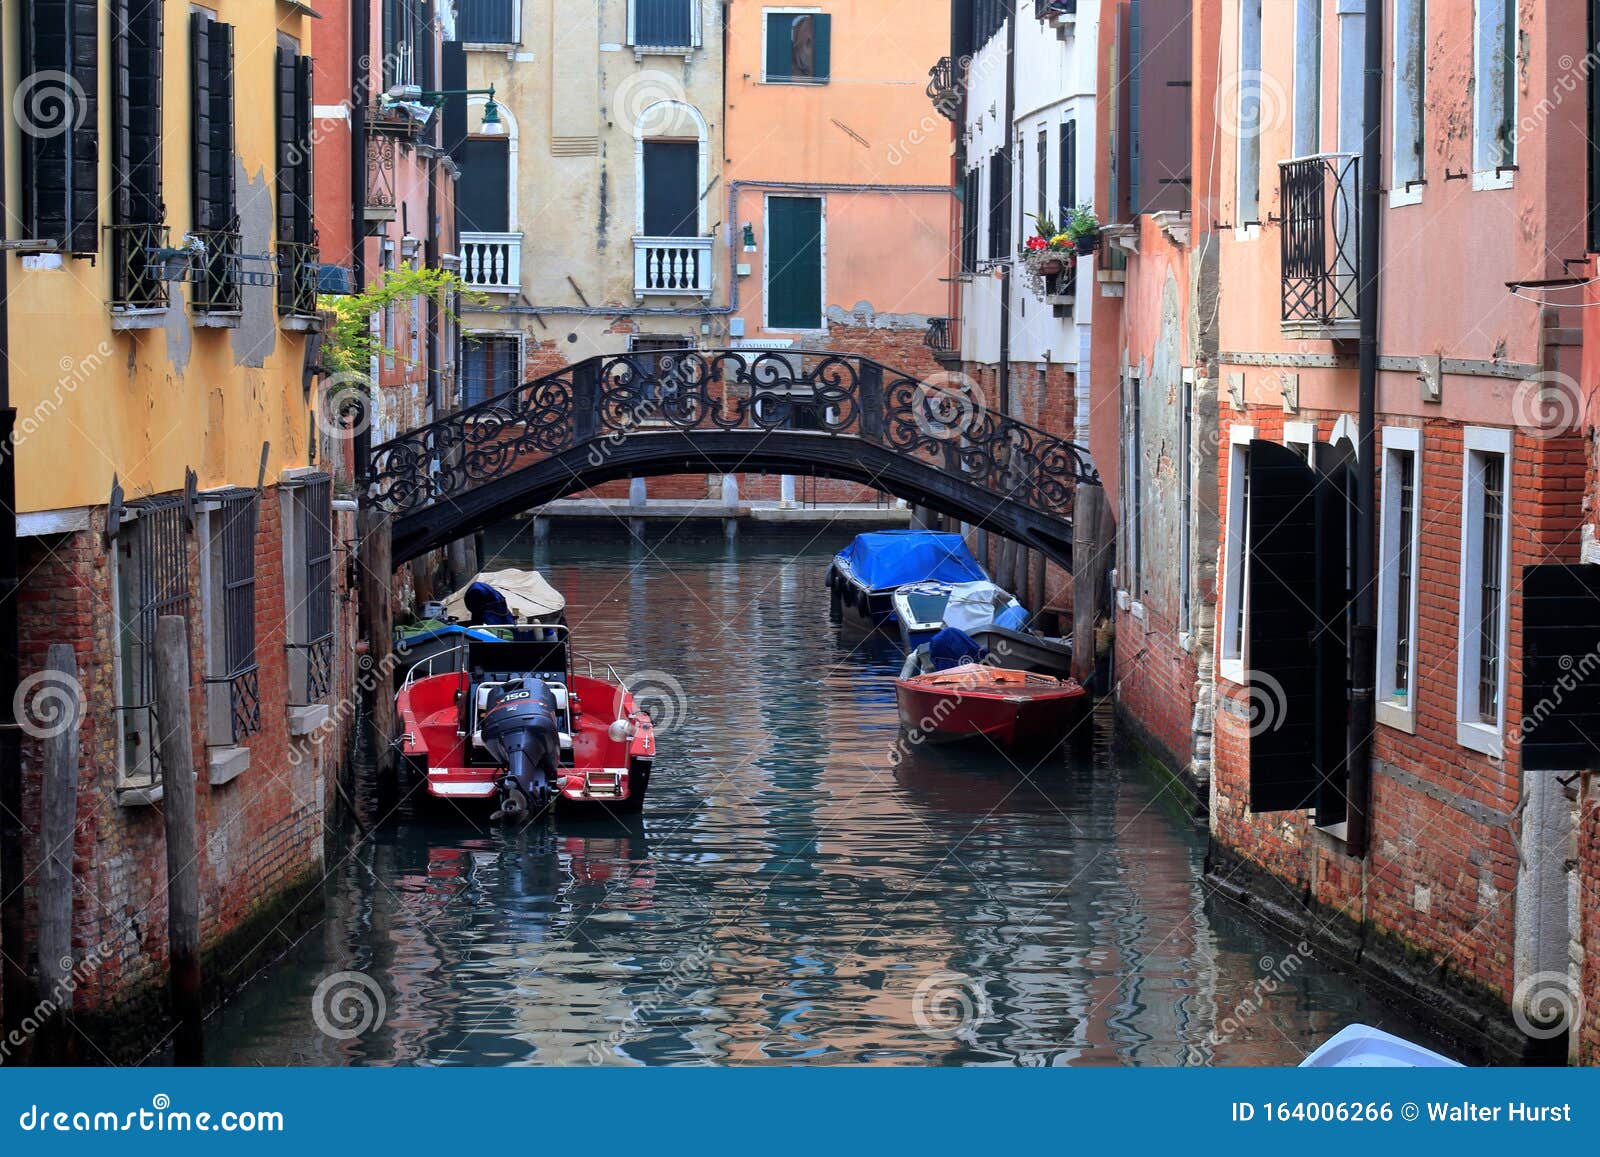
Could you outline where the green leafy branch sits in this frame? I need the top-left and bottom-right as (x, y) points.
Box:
(317, 265), (491, 377)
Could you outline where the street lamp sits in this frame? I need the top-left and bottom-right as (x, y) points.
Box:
(384, 83), (504, 135)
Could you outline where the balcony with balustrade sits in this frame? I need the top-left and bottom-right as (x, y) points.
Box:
(1279, 152), (1361, 340)
(633, 236), (713, 298)
(460, 232), (523, 293)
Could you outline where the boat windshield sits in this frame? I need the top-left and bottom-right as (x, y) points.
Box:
(902, 590), (950, 624)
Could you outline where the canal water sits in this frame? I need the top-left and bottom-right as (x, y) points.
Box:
(209, 529), (1448, 1066)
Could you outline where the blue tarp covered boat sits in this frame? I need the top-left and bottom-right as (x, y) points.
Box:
(827, 530), (987, 630)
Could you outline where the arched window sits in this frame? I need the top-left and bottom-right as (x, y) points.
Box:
(633, 100), (708, 237)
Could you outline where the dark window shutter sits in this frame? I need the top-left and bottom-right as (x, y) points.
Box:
(988, 151), (1012, 260)
(297, 55), (315, 242)
(1059, 118), (1077, 221)
(1246, 440), (1350, 816)
(765, 14), (792, 79)
(642, 141), (699, 238)
(456, 140), (510, 233)
(766, 196), (823, 330)
(193, 17), (236, 232)
(20, 0), (99, 252)
(276, 47), (297, 244)
(1520, 564), (1600, 769)
(812, 14), (832, 81)
(441, 41), (468, 160)
(112, 0), (163, 225)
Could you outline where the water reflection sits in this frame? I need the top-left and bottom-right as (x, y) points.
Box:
(207, 532), (1448, 1066)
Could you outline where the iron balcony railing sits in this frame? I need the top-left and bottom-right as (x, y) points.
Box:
(927, 56), (961, 121)
(924, 316), (955, 354)
(277, 241), (321, 316)
(365, 135), (398, 223)
(1279, 152), (1360, 332)
(461, 231), (523, 293)
(191, 228), (242, 314)
(109, 221), (171, 311)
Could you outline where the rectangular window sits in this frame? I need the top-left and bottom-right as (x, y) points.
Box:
(1220, 427), (1255, 681)
(1393, 0), (1426, 193)
(1474, 0), (1516, 177)
(202, 491), (260, 747)
(1293, 0), (1321, 156)
(1122, 372), (1143, 601)
(1376, 428), (1421, 732)
(462, 334), (523, 407)
(383, 0), (427, 89)
(766, 195), (824, 330)
(1037, 131), (1050, 229)
(1590, 0), (1600, 250)
(110, 0), (165, 308)
(633, 0), (699, 49)
(972, 0), (1012, 52)
(191, 12), (238, 312)
(764, 11), (831, 83)
(1128, 0), (1143, 211)
(114, 497), (190, 790)
(988, 150), (1013, 260)
(1456, 427), (1511, 756)
(276, 42), (316, 315)
(642, 140), (700, 238)
(960, 165), (982, 274)
(457, 0), (519, 44)
(1058, 118), (1077, 222)
(20, 0), (100, 253)
(284, 475), (334, 708)
(1236, 0), (1262, 220)
(1179, 371), (1194, 635)
(457, 138), (511, 233)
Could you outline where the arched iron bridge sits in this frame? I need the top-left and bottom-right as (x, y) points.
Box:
(365, 349), (1101, 569)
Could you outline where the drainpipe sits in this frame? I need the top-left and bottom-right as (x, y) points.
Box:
(0, 13), (28, 1040)
(998, 4), (1017, 415)
(351, 0), (370, 292)
(1347, 0), (1383, 858)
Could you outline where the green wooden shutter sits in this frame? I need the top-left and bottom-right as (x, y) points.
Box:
(812, 14), (831, 80)
(767, 197), (823, 330)
(765, 14), (792, 80)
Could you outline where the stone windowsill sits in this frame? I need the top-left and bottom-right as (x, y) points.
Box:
(280, 313), (323, 333)
(193, 310), (242, 329)
(117, 783), (165, 807)
(289, 704), (330, 737)
(208, 745), (251, 786)
(110, 307), (168, 332)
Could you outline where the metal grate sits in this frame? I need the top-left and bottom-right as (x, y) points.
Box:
(276, 240), (320, 316)
(1393, 451), (1415, 695)
(288, 475), (334, 705)
(109, 222), (171, 310)
(1477, 454), (1505, 722)
(205, 489), (260, 742)
(192, 228), (242, 313)
(117, 496), (191, 788)
(1279, 153), (1360, 326)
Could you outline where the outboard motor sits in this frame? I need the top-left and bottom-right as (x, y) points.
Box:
(481, 679), (562, 821)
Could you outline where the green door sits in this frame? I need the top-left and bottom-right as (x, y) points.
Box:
(767, 196), (822, 330)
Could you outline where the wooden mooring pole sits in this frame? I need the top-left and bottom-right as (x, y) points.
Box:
(357, 506), (397, 774)
(155, 615), (203, 1064)
(37, 643), (82, 1063)
(1072, 487), (1114, 689)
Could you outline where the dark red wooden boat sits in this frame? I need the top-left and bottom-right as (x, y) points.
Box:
(397, 626), (655, 817)
(894, 663), (1088, 750)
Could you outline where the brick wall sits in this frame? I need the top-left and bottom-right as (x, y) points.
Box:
(1579, 776), (1599, 1064)
(7, 486), (353, 1035)
(1210, 398), (1587, 1023)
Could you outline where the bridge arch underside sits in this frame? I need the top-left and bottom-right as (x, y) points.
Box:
(388, 431), (1076, 572)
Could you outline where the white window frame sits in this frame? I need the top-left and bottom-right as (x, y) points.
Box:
(110, 516), (152, 794)
(761, 192), (828, 335)
(1471, 0), (1517, 189)
(1178, 368), (1195, 637)
(460, 329), (526, 409)
(633, 100), (710, 237)
(760, 7), (827, 84)
(1390, 0), (1425, 206)
(1235, 0), (1263, 227)
(457, 0), (523, 48)
(1292, 0), (1322, 158)
(1121, 368), (1143, 603)
(1219, 424), (1256, 685)
(1376, 426), (1422, 734)
(467, 95), (519, 230)
(1283, 420), (1317, 464)
(1455, 425), (1511, 757)
(628, 0), (704, 53)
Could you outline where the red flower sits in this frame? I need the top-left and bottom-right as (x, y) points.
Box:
(1025, 236), (1048, 252)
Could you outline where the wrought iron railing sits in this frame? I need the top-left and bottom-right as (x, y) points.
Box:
(365, 135), (398, 222)
(1279, 152), (1360, 329)
(191, 228), (242, 313)
(277, 241), (320, 316)
(109, 221), (171, 310)
(368, 350), (1100, 521)
(206, 667), (262, 745)
(924, 317), (955, 353)
(927, 56), (961, 120)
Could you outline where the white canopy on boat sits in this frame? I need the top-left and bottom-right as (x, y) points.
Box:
(442, 569), (567, 623)
(941, 581), (1021, 633)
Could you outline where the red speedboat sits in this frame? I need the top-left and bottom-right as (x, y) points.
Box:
(894, 663), (1088, 750)
(397, 626), (656, 817)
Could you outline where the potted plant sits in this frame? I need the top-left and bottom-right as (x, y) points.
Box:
(1019, 215), (1076, 296)
(1065, 203), (1101, 254)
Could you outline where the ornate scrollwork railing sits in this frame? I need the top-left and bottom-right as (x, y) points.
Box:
(367, 350), (1100, 520)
